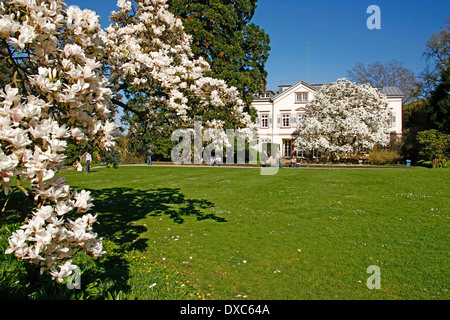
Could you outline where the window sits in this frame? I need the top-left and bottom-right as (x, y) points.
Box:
(295, 92), (308, 103)
(298, 114), (307, 122)
(296, 149), (307, 158)
(281, 114), (290, 128)
(296, 149), (322, 159)
(260, 138), (269, 149)
(357, 146), (369, 154)
(282, 139), (292, 157)
(260, 114), (269, 128)
(387, 110), (396, 128)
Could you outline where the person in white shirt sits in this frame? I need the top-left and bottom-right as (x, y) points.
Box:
(215, 155), (222, 166)
(74, 160), (82, 171)
(276, 149), (282, 168)
(84, 151), (92, 173)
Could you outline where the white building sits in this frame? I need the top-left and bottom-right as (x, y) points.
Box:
(251, 80), (403, 158)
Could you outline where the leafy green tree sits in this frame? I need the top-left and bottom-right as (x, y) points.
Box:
(166, 0), (271, 112)
(64, 138), (121, 168)
(98, 147), (121, 169)
(422, 15), (450, 133)
(402, 100), (431, 163)
(123, 122), (176, 162)
(402, 16), (450, 163)
(417, 129), (450, 162)
(64, 139), (86, 165)
(422, 17), (450, 94)
(427, 66), (450, 134)
(122, 0), (271, 159)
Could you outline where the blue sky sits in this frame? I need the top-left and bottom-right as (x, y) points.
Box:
(253, 0), (450, 90)
(66, 0), (450, 90)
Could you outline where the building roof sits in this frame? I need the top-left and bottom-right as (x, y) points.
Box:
(379, 86), (404, 97)
(254, 81), (404, 101)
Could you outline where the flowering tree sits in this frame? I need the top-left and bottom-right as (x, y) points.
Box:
(294, 79), (390, 160)
(1, 0), (253, 283)
(166, 0), (271, 109)
(103, 0), (254, 158)
(0, 1), (116, 282)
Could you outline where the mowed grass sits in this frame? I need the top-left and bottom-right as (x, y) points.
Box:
(57, 166), (448, 299)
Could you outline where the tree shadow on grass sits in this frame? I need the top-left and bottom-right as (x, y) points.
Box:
(84, 187), (224, 298)
(86, 187), (224, 251)
(1, 187), (224, 299)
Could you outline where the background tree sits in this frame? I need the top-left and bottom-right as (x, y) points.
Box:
(402, 16), (450, 164)
(294, 79), (390, 161)
(421, 15), (450, 133)
(105, 0), (255, 162)
(347, 59), (420, 105)
(64, 138), (121, 168)
(120, 0), (270, 159)
(426, 66), (450, 134)
(402, 100), (431, 162)
(166, 0), (271, 111)
(64, 139), (86, 165)
(422, 17), (450, 95)
(416, 129), (450, 164)
(423, 16), (450, 135)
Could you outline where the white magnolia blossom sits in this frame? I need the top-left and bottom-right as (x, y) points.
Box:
(294, 79), (390, 158)
(1, 0), (115, 282)
(103, 0), (254, 142)
(2, 0), (253, 283)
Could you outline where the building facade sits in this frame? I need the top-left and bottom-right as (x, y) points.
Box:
(251, 80), (403, 158)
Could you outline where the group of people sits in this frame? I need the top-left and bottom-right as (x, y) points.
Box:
(261, 149), (302, 168)
(73, 149), (300, 171)
(289, 156), (298, 167)
(209, 155), (222, 166)
(73, 151), (93, 173)
(261, 149), (282, 168)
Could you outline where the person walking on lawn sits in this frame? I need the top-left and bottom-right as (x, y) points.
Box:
(84, 151), (92, 173)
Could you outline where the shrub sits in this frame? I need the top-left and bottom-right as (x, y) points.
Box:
(368, 149), (401, 165)
(417, 129), (450, 162)
(1, 223), (127, 300)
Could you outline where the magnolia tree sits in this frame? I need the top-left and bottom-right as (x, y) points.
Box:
(0, 0), (116, 282)
(104, 0), (255, 157)
(294, 79), (390, 160)
(1, 0), (253, 283)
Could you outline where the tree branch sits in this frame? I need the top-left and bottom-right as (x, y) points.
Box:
(110, 98), (148, 121)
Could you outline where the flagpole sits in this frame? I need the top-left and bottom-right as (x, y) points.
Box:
(307, 42), (309, 83)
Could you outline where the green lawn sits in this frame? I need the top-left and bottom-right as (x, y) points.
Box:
(2, 165), (449, 299)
